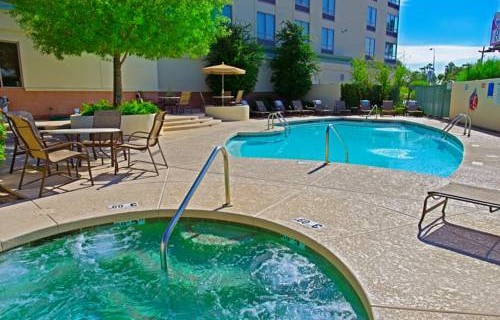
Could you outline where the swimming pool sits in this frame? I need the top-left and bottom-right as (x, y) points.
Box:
(226, 119), (463, 177)
(0, 219), (369, 319)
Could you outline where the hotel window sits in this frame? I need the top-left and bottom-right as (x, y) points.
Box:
(322, 0), (335, 20)
(295, 20), (310, 36)
(0, 42), (22, 87)
(321, 28), (334, 54)
(257, 12), (276, 45)
(386, 14), (398, 36)
(388, 0), (400, 9)
(384, 42), (397, 62)
(366, 6), (377, 31)
(365, 37), (375, 59)
(295, 0), (310, 12)
(222, 5), (232, 21)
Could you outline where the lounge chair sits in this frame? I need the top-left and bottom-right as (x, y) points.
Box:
(418, 183), (500, 239)
(334, 100), (351, 115)
(115, 111), (168, 175)
(381, 100), (396, 116)
(405, 100), (423, 117)
(8, 114), (94, 198)
(291, 100), (314, 115)
(274, 100), (300, 116)
(359, 100), (372, 115)
(251, 101), (270, 118)
(313, 100), (333, 116)
(230, 90), (244, 105)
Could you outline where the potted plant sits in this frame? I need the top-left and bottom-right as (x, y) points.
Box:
(70, 99), (159, 135)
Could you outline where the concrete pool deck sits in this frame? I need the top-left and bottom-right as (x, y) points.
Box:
(0, 115), (499, 319)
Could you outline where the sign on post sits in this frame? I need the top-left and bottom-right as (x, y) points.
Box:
(491, 12), (500, 48)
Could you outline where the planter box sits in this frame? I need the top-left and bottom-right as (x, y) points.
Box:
(70, 114), (156, 136)
(205, 104), (250, 121)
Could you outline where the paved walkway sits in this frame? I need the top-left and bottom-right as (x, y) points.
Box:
(0, 116), (499, 319)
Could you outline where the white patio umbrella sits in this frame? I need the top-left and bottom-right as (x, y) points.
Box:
(202, 62), (246, 106)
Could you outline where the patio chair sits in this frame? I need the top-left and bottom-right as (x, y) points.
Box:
(333, 100), (351, 115)
(8, 114), (94, 198)
(177, 91), (192, 114)
(6, 111), (64, 174)
(405, 100), (423, 117)
(230, 90), (244, 105)
(359, 100), (372, 115)
(251, 101), (270, 118)
(84, 110), (124, 164)
(115, 111), (168, 175)
(274, 100), (300, 116)
(313, 100), (334, 116)
(291, 100), (314, 115)
(381, 100), (396, 116)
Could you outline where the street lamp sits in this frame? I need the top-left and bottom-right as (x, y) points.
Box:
(429, 48), (436, 83)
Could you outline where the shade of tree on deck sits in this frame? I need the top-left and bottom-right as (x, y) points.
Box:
(9, 0), (229, 105)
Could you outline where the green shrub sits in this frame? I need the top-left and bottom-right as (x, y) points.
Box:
(456, 59), (500, 81)
(81, 99), (114, 116)
(120, 100), (159, 115)
(341, 83), (361, 109)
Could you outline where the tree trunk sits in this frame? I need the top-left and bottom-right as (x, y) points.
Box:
(113, 53), (122, 106)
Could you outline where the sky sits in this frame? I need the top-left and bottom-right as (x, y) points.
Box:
(398, 0), (500, 73)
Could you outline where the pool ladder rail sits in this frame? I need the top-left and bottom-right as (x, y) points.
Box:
(365, 105), (379, 120)
(267, 112), (290, 132)
(442, 113), (471, 137)
(325, 123), (349, 164)
(160, 145), (231, 270)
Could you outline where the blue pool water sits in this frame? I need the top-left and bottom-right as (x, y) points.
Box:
(0, 219), (369, 319)
(226, 120), (463, 177)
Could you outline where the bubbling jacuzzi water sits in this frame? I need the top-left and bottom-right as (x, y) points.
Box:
(0, 220), (368, 319)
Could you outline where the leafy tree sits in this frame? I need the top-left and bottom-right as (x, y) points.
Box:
(10, 0), (228, 105)
(205, 24), (264, 95)
(270, 21), (318, 101)
(375, 61), (391, 101)
(351, 58), (370, 88)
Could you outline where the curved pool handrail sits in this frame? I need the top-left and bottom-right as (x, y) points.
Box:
(443, 113), (471, 137)
(160, 145), (231, 270)
(325, 124), (349, 164)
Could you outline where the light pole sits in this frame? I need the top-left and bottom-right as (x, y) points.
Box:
(429, 48), (436, 83)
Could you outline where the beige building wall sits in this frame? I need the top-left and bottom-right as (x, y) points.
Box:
(450, 79), (500, 132)
(0, 11), (158, 92)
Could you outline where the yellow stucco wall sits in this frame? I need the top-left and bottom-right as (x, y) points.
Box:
(0, 11), (158, 92)
(450, 78), (500, 132)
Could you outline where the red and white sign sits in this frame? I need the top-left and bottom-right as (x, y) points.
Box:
(491, 12), (500, 48)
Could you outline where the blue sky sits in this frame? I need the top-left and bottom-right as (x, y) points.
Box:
(398, 0), (500, 72)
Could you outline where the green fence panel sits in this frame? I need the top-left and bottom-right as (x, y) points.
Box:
(414, 85), (451, 118)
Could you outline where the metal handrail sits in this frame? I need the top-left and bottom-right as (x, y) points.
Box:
(267, 111), (290, 131)
(325, 123), (349, 164)
(365, 105), (378, 119)
(442, 113), (471, 137)
(160, 145), (231, 270)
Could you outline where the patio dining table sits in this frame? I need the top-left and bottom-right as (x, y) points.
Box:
(40, 128), (122, 171)
(158, 96), (180, 113)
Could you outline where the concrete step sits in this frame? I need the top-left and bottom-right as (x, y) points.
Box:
(164, 115), (200, 123)
(165, 117), (215, 127)
(163, 119), (222, 132)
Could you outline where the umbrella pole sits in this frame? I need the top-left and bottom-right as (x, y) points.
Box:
(221, 74), (224, 107)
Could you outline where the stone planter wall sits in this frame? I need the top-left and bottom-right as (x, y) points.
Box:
(70, 114), (156, 136)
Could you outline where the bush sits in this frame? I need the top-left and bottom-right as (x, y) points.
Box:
(341, 83), (361, 109)
(81, 99), (114, 116)
(120, 100), (159, 115)
(456, 59), (500, 81)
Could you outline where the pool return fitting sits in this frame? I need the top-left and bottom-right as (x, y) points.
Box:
(160, 145), (231, 270)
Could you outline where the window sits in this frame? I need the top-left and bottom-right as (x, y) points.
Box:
(321, 28), (334, 54)
(322, 0), (335, 20)
(257, 12), (275, 45)
(386, 14), (398, 36)
(366, 6), (377, 31)
(295, 20), (310, 36)
(222, 5), (232, 21)
(365, 37), (375, 59)
(258, 0), (275, 4)
(388, 0), (400, 9)
(295, 0), (310, 12)
(0, 42), (22, 87)
(384, 42), (397, 62)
